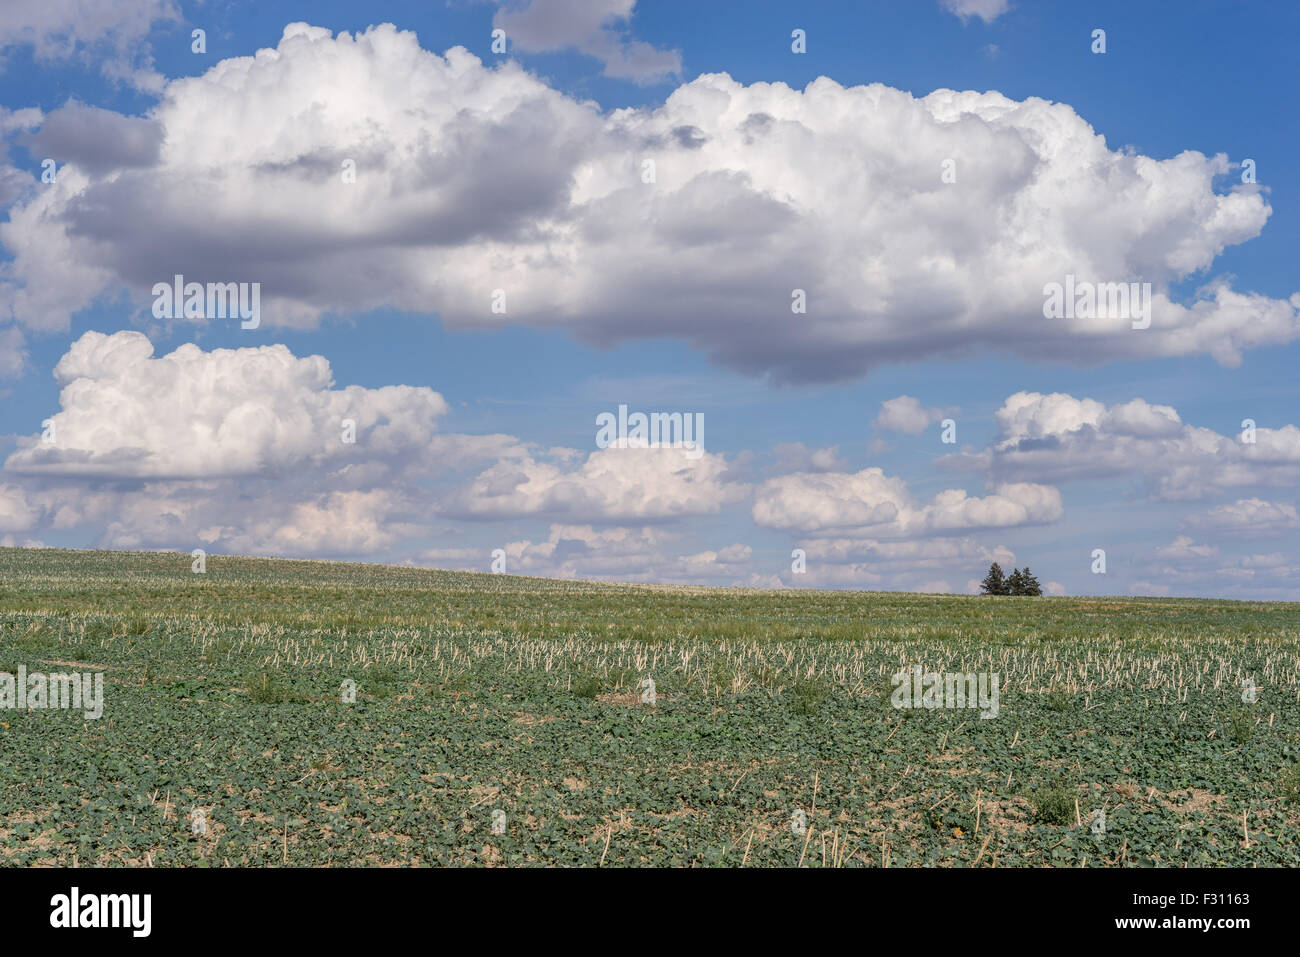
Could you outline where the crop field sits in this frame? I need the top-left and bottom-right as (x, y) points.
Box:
(1, 546), (1298, 867)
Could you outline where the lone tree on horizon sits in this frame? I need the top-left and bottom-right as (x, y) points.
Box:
(980, 562), (1010, 595)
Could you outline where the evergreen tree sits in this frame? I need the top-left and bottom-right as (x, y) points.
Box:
(980, 562), (1009, 596)
(1007, 567), (1026, 595)
(1019, 566), (1043, 596)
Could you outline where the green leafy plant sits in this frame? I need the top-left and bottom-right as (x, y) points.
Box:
(571, 675), (601, 699)
(1227, 706), (1254, 746)
(1030, 780), (1074, 825)
(246, 674), (306, 704)
(1044, 689), (1073, 712)
(1280, 763), (1300, 804)
(429, 671), (472, 697)
(789, 678), (828, 715)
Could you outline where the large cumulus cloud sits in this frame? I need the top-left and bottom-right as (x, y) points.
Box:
(2, 22), (1296, 382)
(5, 330), (449, 479)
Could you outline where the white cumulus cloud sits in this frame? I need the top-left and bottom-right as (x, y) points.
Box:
(943, 391), (1300, 500)
(5, 331), (449, 479)
(1, 24), (1295, 383)
(752, 466), (1061, 536)
(445, 440), (746, 521)
(874, 395), (950, 434)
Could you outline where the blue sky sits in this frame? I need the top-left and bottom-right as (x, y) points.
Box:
(0, 0), (1297, 598)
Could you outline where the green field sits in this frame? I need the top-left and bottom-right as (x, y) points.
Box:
(1, 546), (1297, 867)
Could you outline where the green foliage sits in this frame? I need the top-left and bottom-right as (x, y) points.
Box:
(1030, 781), (1074, 825)
(246, 674), (309, 704)
(1001, 566), (1043, 597)
(202, 637), (235, 663)
(1226, 706), (1254, 746)
(1016, 567), (1043, 597)
(0, 545), (1296, 867)
(980, 562), (1010, 596)
(788, 677), (829, 715)
(571, 675), (601, 699)
(427, 671), (473, 700)
(1044, 688), (1073, 712)
(1280, 763), (1300, 804)
(982, 564), (1045, 595)
(706, 658), (731, 692)
(364, 665), (404, 699)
